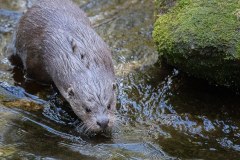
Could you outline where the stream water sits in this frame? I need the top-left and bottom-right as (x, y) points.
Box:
(0, 0), (240, 159)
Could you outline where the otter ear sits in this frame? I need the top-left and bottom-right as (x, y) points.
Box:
(71, 38), (78, 54)
(70, 38), (85, 60)
(67, 87), (75, 99)
(113, 83), (117, 91)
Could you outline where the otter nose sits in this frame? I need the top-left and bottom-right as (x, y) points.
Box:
(97, 118), (109, 129)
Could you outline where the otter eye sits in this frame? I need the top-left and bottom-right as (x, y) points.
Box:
(71, 38), (77, 53)
(85, 108), (91, 113)
(107, 105), (111, 110)
(113, 83), (117, 91)
(67, 87), (74, 98)
(68, 90), (74, 97)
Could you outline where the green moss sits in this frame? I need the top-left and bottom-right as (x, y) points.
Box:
(153, 0), (240, 88)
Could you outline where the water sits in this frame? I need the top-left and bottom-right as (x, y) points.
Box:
(0, 0), (240, 159)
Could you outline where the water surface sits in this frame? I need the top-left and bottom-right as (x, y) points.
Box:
(0, 0), (240, 159)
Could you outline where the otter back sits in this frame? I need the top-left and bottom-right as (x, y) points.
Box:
(15, 0), (114, 83)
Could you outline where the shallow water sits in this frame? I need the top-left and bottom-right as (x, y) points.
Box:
(0, 0), (240, 159)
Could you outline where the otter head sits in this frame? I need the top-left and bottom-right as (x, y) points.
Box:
(60, 72), (117, 133)
(53, 36), (117, 133)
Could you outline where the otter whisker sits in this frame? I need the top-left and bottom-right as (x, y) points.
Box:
(112, 124), (121, 133)
(82, 125), (87, 132)
(76, 122), (84, 130)
(76, 121), (84, 127)
(115, 117), (125, 126)
(75, 122), (88, 133)
(84, 122), (94, 134)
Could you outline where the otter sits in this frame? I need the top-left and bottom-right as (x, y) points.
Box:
(12, 0), (116, 133)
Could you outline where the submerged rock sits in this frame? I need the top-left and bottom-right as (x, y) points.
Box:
(153, 0), (240, 88)
(0, 82), (45, 111)
(0, 146), (17, 159)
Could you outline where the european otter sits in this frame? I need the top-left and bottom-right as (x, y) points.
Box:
(13, 0), (116, 133)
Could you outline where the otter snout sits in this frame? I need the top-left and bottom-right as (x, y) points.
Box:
(96, 117), (109, 129)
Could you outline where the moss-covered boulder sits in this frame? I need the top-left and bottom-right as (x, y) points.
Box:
(153, 0), (240, 88)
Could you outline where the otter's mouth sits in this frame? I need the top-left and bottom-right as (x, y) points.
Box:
(73, 119), (113, 136)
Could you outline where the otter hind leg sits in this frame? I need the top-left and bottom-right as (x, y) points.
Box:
(8, 53), (24, 68)
(25, 55), (52, 83)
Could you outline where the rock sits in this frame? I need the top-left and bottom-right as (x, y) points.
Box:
(0, 82), (45, 111)
(0, 146), (17, 158)
(153, 0), (240, 88)
(3, 99), (43, 111)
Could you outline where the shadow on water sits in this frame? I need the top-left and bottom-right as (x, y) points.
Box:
(0, 0), (240, 159)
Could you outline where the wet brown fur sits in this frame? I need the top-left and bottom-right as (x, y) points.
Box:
(14, 0), (116, 132)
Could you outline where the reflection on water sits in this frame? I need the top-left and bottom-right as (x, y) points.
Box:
(0, 0), (240, 159)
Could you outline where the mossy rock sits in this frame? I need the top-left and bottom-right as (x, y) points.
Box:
(153, 0), (240, 88)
